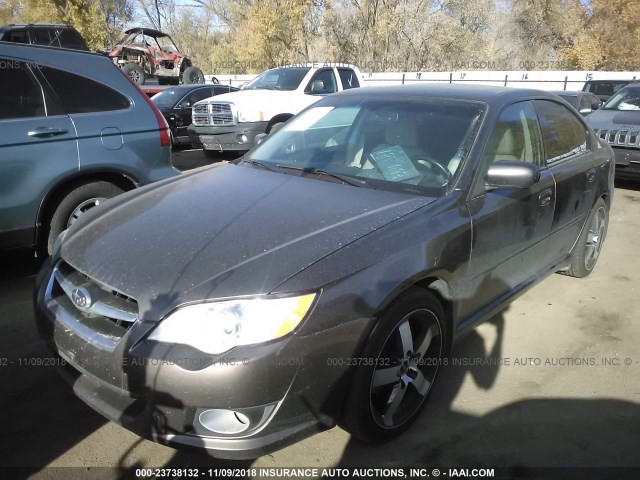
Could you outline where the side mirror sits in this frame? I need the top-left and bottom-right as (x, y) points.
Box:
(177, 101), (191, 109)
(486, 161), (540, 189)
(591, 101), (602, 110)
(579, 107), (592, 115)
(254, 133), (268, 145)
(308, 80), (325, 94)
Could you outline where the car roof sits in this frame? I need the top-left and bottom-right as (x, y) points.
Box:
(0, 40), (110, 62)
(334, 84), (559, 104)
(584, 79), (637, 84)
(124, 27), (168, 38)
(0, 23), (71, 33)
(164, 84), (237, 92)
(550, 90), (581, 96)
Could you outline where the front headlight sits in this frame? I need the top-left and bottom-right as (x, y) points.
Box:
(238, 110), (264, 123)
(148, 293), (316, 354)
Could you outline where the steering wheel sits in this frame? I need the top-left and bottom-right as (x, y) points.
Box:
(416, 157), (453, 184)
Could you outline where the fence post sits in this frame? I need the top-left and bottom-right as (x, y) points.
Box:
(564, 76), (568, 90)
(449, 72), (453, 84)
(402, 73), (405, 85)
(504, 75), (508, 87)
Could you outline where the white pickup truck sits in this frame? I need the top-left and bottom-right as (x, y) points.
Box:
(187, 64), (364, 155)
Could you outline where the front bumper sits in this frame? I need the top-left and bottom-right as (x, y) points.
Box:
(188, 121), (268, 152)
(613, 147), (640, 178)
(33, 259), (367, 459)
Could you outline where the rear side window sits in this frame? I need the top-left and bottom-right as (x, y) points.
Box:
(4, 30), (29, 43)
(40, 67), (130, 114)
(534, 100), (588, 164)
(30, 28), (53, 46)
(0, 60), (45, 120)
(338, 68), (360, 89)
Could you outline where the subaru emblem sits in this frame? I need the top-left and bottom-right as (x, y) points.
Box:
(72, 287), (92, 309)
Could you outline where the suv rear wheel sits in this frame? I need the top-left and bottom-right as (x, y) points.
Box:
(182, 66), (204, 85)
(46, 182), (124, 254)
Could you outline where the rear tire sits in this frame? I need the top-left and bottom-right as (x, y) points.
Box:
(565, 198), (608, 278)
(183, 66), (205, 85)
(122, 63), (145, 85)
(342, 287), (448, 442)
(46, 182), (124, 255)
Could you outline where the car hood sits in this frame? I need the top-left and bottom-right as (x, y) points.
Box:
(587, 109), (640, 130)
(198, 89), (308, 107)
(60, 164), (433, 321)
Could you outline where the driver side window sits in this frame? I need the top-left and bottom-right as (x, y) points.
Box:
(305, 69), (337, 95)
(483, 101), (543, 166)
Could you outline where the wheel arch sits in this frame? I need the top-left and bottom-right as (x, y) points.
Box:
(360, 273), (455, 358)
(267, 114), (294, 130)
(35, 170), (138, 245)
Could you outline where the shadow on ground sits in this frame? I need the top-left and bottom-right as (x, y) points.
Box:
(336, 317), (640, 471)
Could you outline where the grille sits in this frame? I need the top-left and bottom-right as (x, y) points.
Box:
(593, 128), (640, 148)
(44, 261), (138, 351)
(192, 102), (236, 127)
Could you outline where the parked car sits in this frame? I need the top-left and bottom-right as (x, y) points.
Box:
(582, 79), (638, 102)
(550, 90), (602, 117)
(188, 63), (363, 156)
(0, 42), (179, 253)
(108, 27), (206, 86)
(587, 84), (640, 179)
(35, 84), (613, 459)
(0, 23), (88, 50)
(151, 84), (239, 146)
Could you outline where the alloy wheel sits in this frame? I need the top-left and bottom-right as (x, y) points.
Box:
(585, 206), (606, 270)
(370, 308), (442, 429)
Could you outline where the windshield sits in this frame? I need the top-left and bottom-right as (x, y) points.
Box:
(243, 67), (310, 91)
(584, 81), (629, 97)
(151, 89), (183, 108)
(603, 88), (640, 111)
(120, 31), (178, 52)
(244, 97), (485, 197)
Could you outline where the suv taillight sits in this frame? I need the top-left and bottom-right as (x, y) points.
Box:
(115, 67), (171, 147)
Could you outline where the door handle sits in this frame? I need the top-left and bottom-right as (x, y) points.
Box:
(586, 168), (597, 183)
(539, 188), (552, 206)
(28, 127), (68, 138)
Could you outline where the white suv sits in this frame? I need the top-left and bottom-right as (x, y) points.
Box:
(188, 63), (363, 155)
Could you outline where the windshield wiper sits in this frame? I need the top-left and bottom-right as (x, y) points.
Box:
(275, 165), (365, 187)
(242, 158), (279, 172)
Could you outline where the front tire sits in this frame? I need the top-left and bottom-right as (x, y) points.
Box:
(565, 198), (608, 278)
(342, 287), (447, 442)
(46, 182), (124, 255)
(267, 122), (285, 134)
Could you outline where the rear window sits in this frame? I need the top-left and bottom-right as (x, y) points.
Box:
(40, 67), (130, 114)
